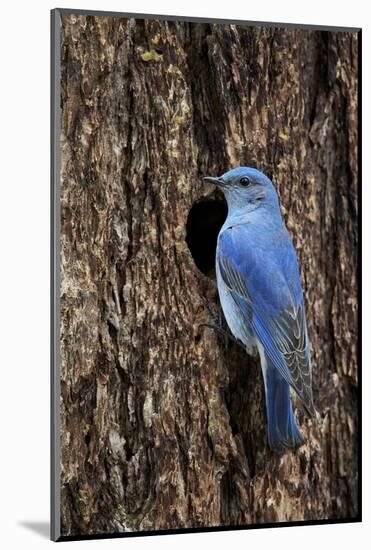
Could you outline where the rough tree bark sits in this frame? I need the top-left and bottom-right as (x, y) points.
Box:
(58, 13), (359, 537)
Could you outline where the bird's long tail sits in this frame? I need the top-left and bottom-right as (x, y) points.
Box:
(263, 360), (303, 450)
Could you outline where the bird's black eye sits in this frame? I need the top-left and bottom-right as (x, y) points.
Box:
(239, 176), (251, 186)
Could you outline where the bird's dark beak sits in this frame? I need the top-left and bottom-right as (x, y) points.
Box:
(202, 176), (225, 187)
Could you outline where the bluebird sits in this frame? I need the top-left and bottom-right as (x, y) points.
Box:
(203, 167), (316, 450)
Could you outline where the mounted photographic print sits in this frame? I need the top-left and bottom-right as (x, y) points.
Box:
(51, 8), (361, 542)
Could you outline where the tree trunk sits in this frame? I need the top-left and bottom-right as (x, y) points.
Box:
(57, 12), (359, 537)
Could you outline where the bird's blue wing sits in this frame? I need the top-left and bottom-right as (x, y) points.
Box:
(217, 223), (315, 416)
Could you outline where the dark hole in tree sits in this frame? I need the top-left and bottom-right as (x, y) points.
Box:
(186, 198), (228, 277)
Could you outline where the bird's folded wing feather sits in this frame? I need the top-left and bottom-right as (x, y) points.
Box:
(217, 224), (315, 416)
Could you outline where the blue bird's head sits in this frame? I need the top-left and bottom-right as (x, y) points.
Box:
(203, 167), (280, 215)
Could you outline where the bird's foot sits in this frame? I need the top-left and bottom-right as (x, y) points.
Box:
(199, 295), (223, 326)
(200, 321), (246, 351)
(199, 295), (246, 351)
